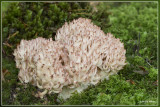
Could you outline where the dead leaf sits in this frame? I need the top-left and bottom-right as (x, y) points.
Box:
(126, 80), (135, 84)
(3, 69), (9, 75)
(2, 69), (10, 81)
(130, 80), (135, 84)
(133, 70), (149, 75)
(139, 66), (146, 71)
(133, 66), (149, 75)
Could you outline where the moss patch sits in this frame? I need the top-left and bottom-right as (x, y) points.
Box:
(2, 2), (158, 105)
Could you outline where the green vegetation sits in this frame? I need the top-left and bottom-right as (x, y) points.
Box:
(2, 2), (158, 105)
(2, 2), (110, 56)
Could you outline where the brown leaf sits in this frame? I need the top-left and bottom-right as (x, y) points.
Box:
(133, 66), (149, 75)
(139, 66), (146, 71)
(126, 80), (135, 85)
(130, 80), (135, 84)
(2, 69), (10, 81)
(3, 69), (9, 74)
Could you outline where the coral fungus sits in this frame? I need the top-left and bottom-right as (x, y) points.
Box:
(14, 18), (126, 100)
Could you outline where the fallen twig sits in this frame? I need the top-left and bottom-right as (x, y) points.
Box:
(3, 42), (12, 48)
(145, 59), (152, 67)
(7, 31), (19, 40)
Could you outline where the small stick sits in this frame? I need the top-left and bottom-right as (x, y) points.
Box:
(7, 31), (19, 40)
(146, 61), (152, 66)
(3, 42), (12, 48)
(145, 59), (152, 67)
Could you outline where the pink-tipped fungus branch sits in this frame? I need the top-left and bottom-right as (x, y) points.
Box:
(13, 18), (126, 100)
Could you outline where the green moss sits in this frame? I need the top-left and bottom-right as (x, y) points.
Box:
(2, 2), (157, 105)
(2, 2), (111, 57)
(105, 2), (157, 67)
(63, 73), (157, 105)
(148, 68), (158, 80)
(92, 93), (112, 105)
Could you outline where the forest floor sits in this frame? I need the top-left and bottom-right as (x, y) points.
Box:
(2, 2), (158, 105)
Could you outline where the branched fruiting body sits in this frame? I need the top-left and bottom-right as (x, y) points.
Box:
(14, 18), (126, 100)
